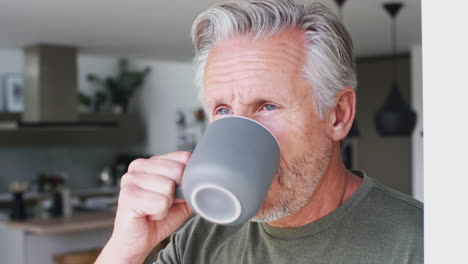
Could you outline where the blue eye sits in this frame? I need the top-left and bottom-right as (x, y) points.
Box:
(262, 104), (278, 111)
(216, 108), (231, 115)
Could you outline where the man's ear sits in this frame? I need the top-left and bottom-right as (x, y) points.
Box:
(328, 86), (356, 142)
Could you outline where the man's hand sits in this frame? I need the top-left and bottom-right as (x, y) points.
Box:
(95, 151), (193, 264)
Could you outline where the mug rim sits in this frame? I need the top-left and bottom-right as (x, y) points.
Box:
(191, 183), (242, 224)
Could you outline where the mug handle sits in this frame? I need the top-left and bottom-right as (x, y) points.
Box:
(175, 186), (184, 200)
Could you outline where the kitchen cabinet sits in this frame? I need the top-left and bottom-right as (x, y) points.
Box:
(0, 212), (113, 264)
(0, 113), (145, 146)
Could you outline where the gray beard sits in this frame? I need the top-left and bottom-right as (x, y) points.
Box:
(250, 142), (331, 223)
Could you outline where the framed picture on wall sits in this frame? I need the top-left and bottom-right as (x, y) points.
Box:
(2, 74), (24, 112)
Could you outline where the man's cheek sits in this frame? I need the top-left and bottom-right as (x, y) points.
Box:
(261, 121), (288, 144)
(265, 124), (298, 155)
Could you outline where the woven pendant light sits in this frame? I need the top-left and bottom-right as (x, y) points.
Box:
(374, 2), (416, 136)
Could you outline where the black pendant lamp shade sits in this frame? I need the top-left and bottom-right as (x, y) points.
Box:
(334, 0), (346, 5)
(334, 0), (346, 19)
(374, 2), (416, 137)
(384, 2), (403, 17)
(375, 81), (416, 136)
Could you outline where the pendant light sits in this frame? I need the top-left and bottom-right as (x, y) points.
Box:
(335, 0), (346, 20)
(334, 0), (360, 138)
(374, 2), (416, 136)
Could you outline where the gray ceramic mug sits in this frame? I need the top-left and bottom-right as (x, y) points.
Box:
(175, 116), (280, 226)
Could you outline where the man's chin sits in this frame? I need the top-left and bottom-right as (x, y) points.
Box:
(250, 194), (309, 223)
(250, 216), (277, 223)
(249, 207), (289, 223)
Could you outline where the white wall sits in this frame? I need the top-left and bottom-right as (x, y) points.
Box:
(133, 59), (199, 155)
(423, 0), (468, 262)
(0, 49), (23, 73)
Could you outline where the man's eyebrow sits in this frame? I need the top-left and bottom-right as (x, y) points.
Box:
(206, 98), (228, 109)
(209, 97), (277, 108)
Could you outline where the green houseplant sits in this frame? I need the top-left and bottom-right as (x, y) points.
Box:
(87, 58), (151, 113)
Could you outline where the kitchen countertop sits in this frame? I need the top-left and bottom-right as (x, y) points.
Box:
(7, 211), (115, 234)
(0, 187), (119, 209)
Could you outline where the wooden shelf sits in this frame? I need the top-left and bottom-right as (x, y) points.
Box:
(0, 187), (119, 209)
(8, 211), (115, 234)
(0, 113), (145, 146)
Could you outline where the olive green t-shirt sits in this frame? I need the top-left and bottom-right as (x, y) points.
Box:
(156, 172), (423, 263)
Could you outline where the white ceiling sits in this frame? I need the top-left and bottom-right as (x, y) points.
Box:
(0, 0), (421, 61)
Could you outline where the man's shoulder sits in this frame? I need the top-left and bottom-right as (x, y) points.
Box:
(328, 175), (424, 263)
(366, 176), (423, 213)
(353, 176), (423, 234)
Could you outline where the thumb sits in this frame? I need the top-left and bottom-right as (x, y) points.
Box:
(153, 202), (193, 235)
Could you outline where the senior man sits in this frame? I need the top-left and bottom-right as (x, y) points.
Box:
(96, 0), (423, 263)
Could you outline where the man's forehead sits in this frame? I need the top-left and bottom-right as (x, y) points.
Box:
(203, 81), (305, 109)
(205, 31), (304, 69)
(203, 30), (307, 108)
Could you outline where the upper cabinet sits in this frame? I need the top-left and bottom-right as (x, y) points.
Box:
(0, 112), (145, 146)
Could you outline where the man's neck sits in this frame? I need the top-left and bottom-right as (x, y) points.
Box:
(267, 148), (362, 228)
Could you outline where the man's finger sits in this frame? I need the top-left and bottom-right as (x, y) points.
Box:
(120, 172), (176, 199)
(127, 158), (185, 184)
(150, 151), (191, 164)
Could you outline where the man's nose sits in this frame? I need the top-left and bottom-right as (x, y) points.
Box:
(231, 109), (252, 120)
(230, 104), (251, 118)
(230, 105), (260, 123)
(231, 112), (260, 124)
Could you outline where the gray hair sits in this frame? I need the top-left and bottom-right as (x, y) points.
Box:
(191, 0), (356, 119)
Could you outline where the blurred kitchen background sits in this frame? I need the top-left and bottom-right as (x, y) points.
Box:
(0, 0), (422, 263)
